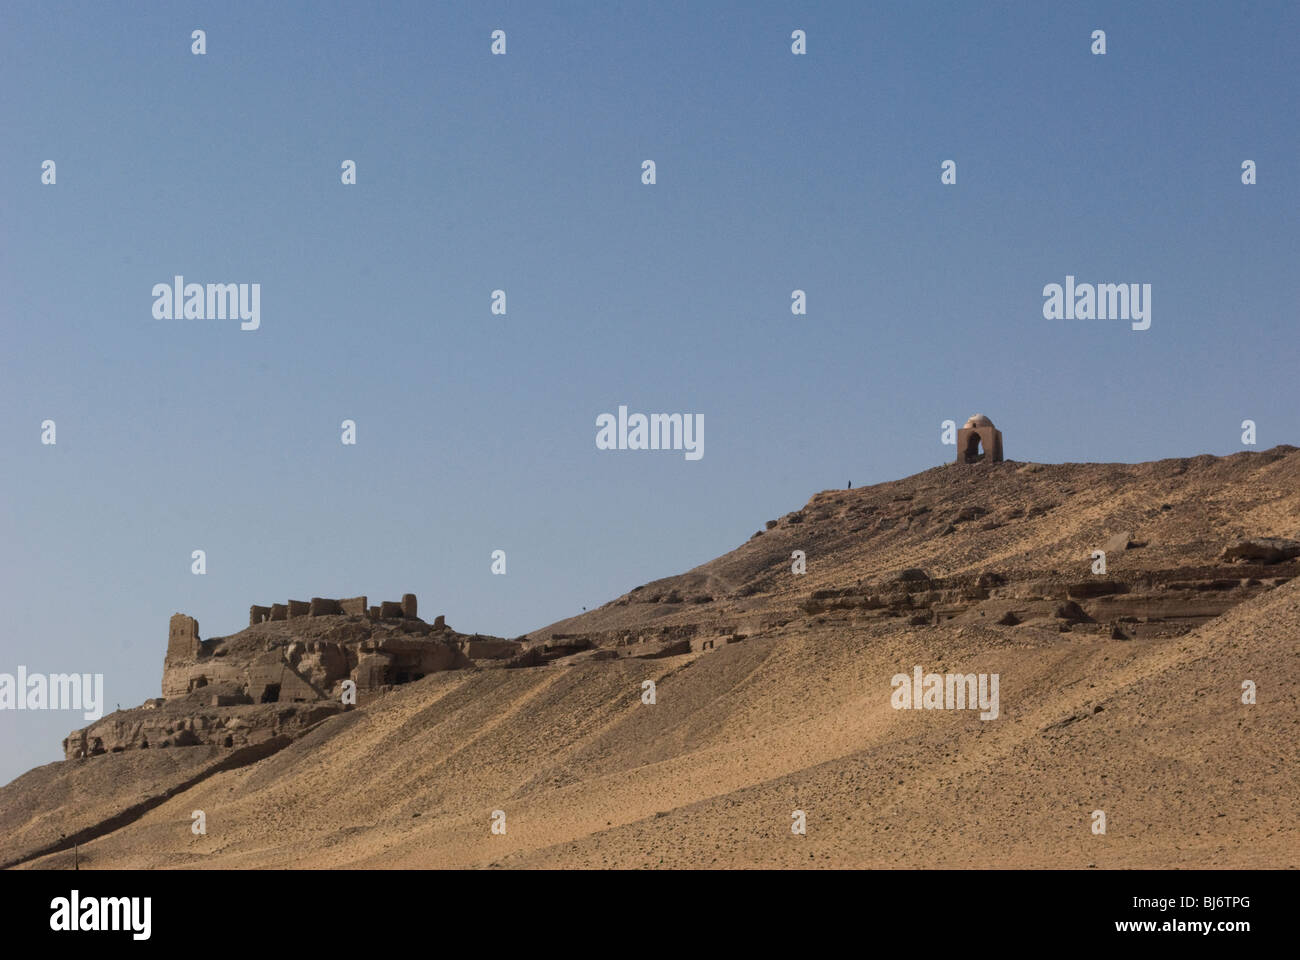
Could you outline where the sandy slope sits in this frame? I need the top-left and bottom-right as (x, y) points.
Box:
(19, 578), (1297, 869)
(7, 447), (1298, 869)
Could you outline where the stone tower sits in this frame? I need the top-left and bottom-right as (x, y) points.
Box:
(956, 415), (1003, 464)
(166, 613), (200, 663)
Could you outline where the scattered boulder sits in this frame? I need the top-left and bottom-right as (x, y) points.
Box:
(1021, 616), (1071, 633)
(1054, 601), (1089, 622)
(996, 611), (1021, 626)
(1101, 531), (1133, 553)
(895, 568), (931, 583)
(1222, 538), (1300, 565)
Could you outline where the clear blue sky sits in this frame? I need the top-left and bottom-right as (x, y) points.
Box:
(2, 0), (1297, 784)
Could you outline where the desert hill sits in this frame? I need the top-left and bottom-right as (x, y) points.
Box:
(2, 447), (1297, 869)
(534, 446), (1300, 645)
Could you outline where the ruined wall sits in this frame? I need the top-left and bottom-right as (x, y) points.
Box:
(162, 592), (448, 698)
(161, 591), (456, 702)
(351, 634), (467, 690)
(73, 593), (480, 761)
(463, 638), (520, 659)
(249, 593), (416, 622)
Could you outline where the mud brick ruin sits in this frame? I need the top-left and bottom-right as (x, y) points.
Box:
(63, 580), (732, 763)
(162, 593), (477, 704)
(64, 592), (531, 761)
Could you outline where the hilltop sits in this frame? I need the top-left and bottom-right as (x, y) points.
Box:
(535, 446), (1300, 647)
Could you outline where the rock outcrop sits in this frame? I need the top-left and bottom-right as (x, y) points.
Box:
(1222, 538), (1300, 564)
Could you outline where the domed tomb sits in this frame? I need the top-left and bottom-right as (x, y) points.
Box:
(957, 414), (1003, 464)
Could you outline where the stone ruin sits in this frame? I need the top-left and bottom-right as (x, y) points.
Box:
(64, 592), (532, 761)
(956, 414), (1004, 464)
(162, 592), (467, 703)
(64, 578), (742, 762)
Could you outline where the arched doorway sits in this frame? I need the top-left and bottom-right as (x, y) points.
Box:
(955, 415), (1004, 465)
